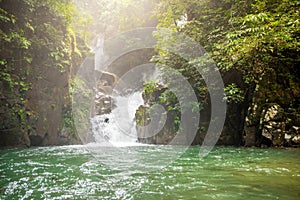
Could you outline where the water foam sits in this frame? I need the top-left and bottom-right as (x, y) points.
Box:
(90, 92), (144, 147)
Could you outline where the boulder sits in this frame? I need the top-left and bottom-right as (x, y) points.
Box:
(94, 71), (119, 116)
(98, 71), (119, 87)
(95, 95), (112, 115)
(291, 135), (300, 146)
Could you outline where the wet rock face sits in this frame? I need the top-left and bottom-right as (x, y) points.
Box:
(98, 71), (119, 88)
(95, 93), (112, 115)
(135, 82), (246, 146)
(29, 135), (44, 146)
(244, 126), (256, 147)
(94, 71), (119, 116)
(0, 130), (30, 149)
(135, 103), (175, 145)
(135, 85), (176, 145)
(261, 104), (300, 147)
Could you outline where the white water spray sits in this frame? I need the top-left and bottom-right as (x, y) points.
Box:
(90, 92), (144, 147)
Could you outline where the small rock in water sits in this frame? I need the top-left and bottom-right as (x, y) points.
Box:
(104, 118), (109, 123)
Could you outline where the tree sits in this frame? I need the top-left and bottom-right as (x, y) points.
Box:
(221, 0), (300, 146)
(148, 0), (300, 146)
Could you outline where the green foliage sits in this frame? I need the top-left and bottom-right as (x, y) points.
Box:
(150, 0), (299, 145)
(158, 90), (177, 107)
(63, 109), (75, 130)
(220, 0), (300, 83)
(0, 0), (90, 142)
(1, 0), (298, 146)
(69, 76), (93, 135)
(224, 83), (244, 103)
(143, 81), (160, 95)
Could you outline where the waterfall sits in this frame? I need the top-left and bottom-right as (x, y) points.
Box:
(94, 34), (106, 71)
(91, 34), (160, 147)
(90, 91), (144, 146)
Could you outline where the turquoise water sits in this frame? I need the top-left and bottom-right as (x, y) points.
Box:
(0, 146), (299, 199)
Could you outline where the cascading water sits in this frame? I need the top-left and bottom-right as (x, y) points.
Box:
(90, 34), (160, 147)
(90, 91), (144, 146)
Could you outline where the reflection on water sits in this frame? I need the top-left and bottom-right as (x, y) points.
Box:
(0, 146), (299, 200)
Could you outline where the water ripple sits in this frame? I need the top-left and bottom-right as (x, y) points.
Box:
(0, 146), (299, 199)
